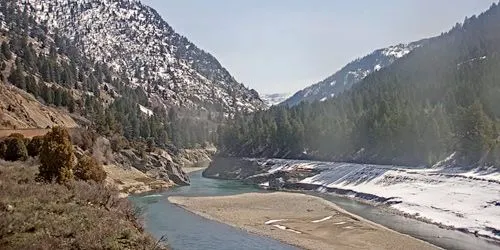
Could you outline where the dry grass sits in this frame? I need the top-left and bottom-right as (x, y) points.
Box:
(0, 160), (167, 250)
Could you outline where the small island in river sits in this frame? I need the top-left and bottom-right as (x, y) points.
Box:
(169, 192), (438, 250)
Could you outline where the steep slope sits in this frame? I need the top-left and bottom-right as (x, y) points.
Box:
(21, 0), (265, 115)
(0, 0), (214, 191)
(218, 3), (500, 168)
(0, 82), (78, 129)
(283, 42), (425, 107)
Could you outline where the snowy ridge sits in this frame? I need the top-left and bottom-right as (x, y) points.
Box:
(282, 42), (425, 107)
(255, 158), (500, 240)
(20, 0), (265, 115)
(261, 93), (291, 107)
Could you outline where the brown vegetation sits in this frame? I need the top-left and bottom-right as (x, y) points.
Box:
(26, 135), (43, 157)
(75, 155), (107, 183)
(0, 160), (165, 250)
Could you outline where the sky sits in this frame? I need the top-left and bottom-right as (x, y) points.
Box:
(142, 0), (496, 94)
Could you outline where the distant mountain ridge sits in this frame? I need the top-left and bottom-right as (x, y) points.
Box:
(261, 93), (291, 107)
(21, 0), (265, 115)
(282, 41), (427, 107)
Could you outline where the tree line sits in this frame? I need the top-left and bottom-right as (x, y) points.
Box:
(218, 3), (500, 168)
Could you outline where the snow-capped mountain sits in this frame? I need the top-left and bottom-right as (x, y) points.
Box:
(282, 42), (426, 107)
(19, 0), (265, 115)
(261, 93), (291, 107)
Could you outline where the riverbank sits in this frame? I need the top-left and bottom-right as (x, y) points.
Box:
(169, 192), (438, 250)
(203, 157), (500, 240)
(0, 160), (164, 249)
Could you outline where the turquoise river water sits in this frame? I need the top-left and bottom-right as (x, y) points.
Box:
(130, 170), (500, 250)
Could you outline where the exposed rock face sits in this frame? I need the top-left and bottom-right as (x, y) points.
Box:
(114, 149), (190, 186)
(202, 157), (270, 180)
(0, 83), (78, 129)
(203, 157), (320, 189)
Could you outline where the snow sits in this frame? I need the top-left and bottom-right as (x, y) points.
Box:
(139, 104), (153, 116)
(21, 0), (265, 115)
(381, 44), (415, 58)
(320, 97), (327, 102)
(311, 216), (333, 223)
(457, 56), (488, 67)
(272, 224), (302, 234)
(374, 64), (382, 71)
(254, 158), (500, 240)
(265, 219), (287, 225)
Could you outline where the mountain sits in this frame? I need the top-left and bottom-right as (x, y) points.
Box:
(21, 0), (265, 115)
(260, 93), (291, 106)
(0, 0), (250, 151)
(282, 42), (426, 107)
(218, 2), (500, 169)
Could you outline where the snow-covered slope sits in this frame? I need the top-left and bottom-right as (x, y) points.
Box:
(250, 159), (500, 240)
(282, 42), (425, 107)
(20, 0), (265, 114)
(261, 93), (291, 107)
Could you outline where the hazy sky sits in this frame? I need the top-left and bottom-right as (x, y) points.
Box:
(142, 0), (496, 94)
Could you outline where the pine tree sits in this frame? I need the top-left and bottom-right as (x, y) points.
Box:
(1, 41), (11, 60)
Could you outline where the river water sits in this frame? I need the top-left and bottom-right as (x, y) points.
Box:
(131, 170), (500, 250)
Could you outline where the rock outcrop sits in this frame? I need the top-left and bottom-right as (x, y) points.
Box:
(114, 149), (190, 186)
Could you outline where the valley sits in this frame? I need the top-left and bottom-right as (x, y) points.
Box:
(1, 0), (500, 249)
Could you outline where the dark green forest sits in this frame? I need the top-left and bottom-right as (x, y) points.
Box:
(0, 0), (216, 150)
(218, 3), (500, 167)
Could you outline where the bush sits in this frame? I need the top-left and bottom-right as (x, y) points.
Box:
(0, 163), (163, 249)
(38, 127), (75, 183)
(0, 140), (7, 159)
(27, 135), (44, 157)
(74, 155), (107, 183)
(4, 137), (28, 161)
(70, 129), (96, 151)
(110, 134), (128, 152)
(8, 133), (25, 139)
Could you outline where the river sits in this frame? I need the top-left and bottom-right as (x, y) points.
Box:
(131, 170), (500, 250)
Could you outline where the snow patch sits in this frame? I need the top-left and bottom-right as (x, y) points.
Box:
(255, 158), (500, 240)
(265, 219), (287, 225)
(311, 216), (333, 223)
(273, 224), (302, 234)
(139, 104), (153, 117)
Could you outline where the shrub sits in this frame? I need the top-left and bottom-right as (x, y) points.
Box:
(8, 133), (25, 139)
(0, 163), (163, 249)
(38, 127), (75, 183)
(70, 129), (96, 151)
(110, 134), (128, 152)
(27, 135), (44, 157)
(0, 140), (7, 159)
(74, 155), (107, 183)
(4, 137), (28, 161)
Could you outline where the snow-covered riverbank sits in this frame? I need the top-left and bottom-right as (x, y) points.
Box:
(255, 159), (500, 240)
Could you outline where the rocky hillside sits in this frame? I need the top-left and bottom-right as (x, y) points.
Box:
(20, 0), (265, 115)
(282, 42), (426, 107)
(0, 82), (78, 129)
